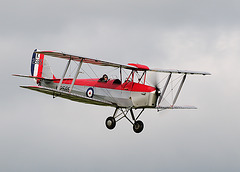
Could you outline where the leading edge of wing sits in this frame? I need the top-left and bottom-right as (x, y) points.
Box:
(36, 50), (138, 70)
(20, 86), (115, 107)
(149, 69), (211, 75)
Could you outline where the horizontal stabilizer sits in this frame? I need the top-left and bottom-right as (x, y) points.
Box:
(157, 105), (197, 110)
(20, 86), (114, 107)
(12, 74), (73, 81)
(13, 74), (50, 80)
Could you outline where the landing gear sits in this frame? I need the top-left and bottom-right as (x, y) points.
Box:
(133, 120), (144, 133)
(105, 117), (116, 129)
(105, 107), (145, 133)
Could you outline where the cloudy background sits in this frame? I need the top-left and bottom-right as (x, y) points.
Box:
(1, 0), (240, 171)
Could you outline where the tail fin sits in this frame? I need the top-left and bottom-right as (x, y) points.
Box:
(31, 49), (55, 82)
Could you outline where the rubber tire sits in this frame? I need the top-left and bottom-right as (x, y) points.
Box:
(105, 117), (116, 130)
(133, 120), (144, 133)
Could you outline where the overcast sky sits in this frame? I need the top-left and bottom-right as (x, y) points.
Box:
(1, 0), (240, 171)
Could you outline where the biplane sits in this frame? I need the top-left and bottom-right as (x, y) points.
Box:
(13, 49), (210, 133)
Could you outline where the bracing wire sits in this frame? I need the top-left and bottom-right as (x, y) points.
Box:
(68, 61), (78, 77)
(80, 67), (96, 81)
(122, 68), (130, 81)
(164, 74), (185, 103)
(106, 67), (119, 75)
(156, 75), (168, 89)
(85, 64), (118, 103)
(87, 63), (98, 78)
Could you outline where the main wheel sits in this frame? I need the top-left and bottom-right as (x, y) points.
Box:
(105, 117), (116, 130)
(133, 120), (144, 133)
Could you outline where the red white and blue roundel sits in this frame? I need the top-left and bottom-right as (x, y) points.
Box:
(86, 87), (94, 98)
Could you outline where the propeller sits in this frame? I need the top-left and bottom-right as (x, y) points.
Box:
(148, 72), (172, 108)
(147, 72), (162, 107)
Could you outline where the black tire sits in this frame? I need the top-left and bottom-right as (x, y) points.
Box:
(105, 117), (116, 130)
(133, 120), (144, 133)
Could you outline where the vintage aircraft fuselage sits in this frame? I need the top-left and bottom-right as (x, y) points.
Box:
(14, 49), (210, 133)
(41, 78), (157, 108)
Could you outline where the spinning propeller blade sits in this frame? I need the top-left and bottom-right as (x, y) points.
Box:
(147, 72), (162, 107)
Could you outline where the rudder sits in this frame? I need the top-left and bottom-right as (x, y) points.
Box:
(31, 49), (54, 81)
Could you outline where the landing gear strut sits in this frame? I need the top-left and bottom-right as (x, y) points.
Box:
(105, 107), (145, 133)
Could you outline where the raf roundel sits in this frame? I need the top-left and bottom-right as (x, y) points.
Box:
(86, 87), (94, 98)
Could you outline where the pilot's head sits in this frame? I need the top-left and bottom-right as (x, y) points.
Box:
(103, 74), (108, 81)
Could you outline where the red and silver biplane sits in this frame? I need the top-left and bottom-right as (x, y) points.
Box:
(14, 49), (210, 133)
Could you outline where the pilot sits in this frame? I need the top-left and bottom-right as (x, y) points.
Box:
(99, 74), (108, 82)
(103, 74), (108, 82)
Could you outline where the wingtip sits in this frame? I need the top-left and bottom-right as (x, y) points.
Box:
(203, 72), (211, 75)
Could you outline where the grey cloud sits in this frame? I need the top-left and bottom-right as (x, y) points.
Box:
(2, 0), (240, 37)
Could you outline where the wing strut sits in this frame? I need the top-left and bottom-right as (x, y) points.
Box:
(120, 66), (122, 84)
(157, 74), (190, 110)
(69, 59), (83, 93)
(172, 74), (186, 106)
(57, 58), (71, 91)
(157, 73), (172, 106)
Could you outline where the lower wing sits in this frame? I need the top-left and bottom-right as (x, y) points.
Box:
(20, 86), (115, 107)
(157, 105), (197, 110)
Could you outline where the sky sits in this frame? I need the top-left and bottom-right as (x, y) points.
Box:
(1, 0), (240, 171)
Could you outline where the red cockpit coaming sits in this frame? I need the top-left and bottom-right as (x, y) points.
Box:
(54, 78), (155, 92)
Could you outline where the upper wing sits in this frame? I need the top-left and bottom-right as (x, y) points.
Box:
(36, 50), (211, 75)
(149, 69), (211, 75)
(36, 50), (137, 70)
(20, 86), (115, 107)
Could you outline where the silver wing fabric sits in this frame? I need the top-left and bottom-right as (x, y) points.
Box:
(21, 86), (115, 107)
